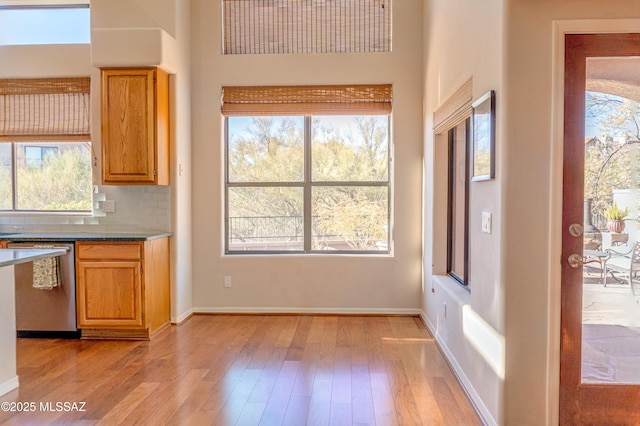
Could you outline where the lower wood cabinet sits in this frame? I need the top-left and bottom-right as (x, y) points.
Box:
(75, 238), (170, 340)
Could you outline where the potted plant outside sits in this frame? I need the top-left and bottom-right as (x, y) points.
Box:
(604, 202), (630, 233)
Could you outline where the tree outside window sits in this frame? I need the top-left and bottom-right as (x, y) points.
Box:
(0, 142), (92, 212)
(226, 115), (391, 253)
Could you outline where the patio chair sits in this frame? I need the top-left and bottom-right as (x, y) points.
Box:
(604, 240), (640, 295)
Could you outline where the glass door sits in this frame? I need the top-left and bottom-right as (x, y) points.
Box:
(561, 33), (640, 424)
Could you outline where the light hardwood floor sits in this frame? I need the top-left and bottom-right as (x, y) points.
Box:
(0, 315), (480, 425)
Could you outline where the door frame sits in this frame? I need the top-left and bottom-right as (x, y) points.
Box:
(551, 20), (640, 425)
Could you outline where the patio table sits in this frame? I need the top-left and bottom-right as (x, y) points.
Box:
(584, 249), (608, 285)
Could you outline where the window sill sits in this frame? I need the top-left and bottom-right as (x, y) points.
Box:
(432, 274), (471, 302)
(224, 252), (395, 259)
(0, 211), (92, 216)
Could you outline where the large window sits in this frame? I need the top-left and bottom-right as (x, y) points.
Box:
(0, 77), (92, 212)
(223, 84), (392, 254)
(222, 0), (392, 55)
(448, 119), (470, 285)
(226, 115), (390, 253)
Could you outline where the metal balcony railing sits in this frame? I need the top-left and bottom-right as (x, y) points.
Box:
(229, 215), (305, 242)
(228, 215), (387, 251)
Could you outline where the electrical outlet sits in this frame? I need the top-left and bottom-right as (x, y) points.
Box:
(103, 200), (115, 213)
(224, 276), (232, 288)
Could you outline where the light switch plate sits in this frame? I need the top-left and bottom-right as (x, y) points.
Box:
(482, 212), (492, 234)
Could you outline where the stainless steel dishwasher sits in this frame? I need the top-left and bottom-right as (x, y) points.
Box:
(8, 242), (80, 338)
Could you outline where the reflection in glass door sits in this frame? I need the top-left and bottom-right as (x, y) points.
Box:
(582, 57), (640, 384)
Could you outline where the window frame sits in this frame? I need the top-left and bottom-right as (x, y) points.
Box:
(0, 4), (90, 46)
(224, 114), (392, 255)
(0, 140), (93, 213)
(447, 119), (470, 287)
(0, 76), (92, 213)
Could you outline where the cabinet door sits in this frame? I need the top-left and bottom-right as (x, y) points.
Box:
(101, 69), (156, 184)
(76, 260), (143, 327)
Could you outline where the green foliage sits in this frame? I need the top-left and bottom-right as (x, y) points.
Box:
(0, 165), (12, 210)
(228, 117), (304, 182)
(0, 145), (13, 209)
(312, 116), (388, 182)
(228, 116), (389, 250)
(15, 145), (92, 211)
(227, 117), (305, 242)
(228, 186), (304, 243)
(312, 186), (388, 250)
(584, 139), (634, 218)
(604, 202), (629, 220)
(585, 92), (640, 222)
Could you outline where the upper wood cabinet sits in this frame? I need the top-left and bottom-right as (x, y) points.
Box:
(101, 67), (169, 185)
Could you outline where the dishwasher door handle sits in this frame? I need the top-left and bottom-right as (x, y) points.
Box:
(7, 244), (71, 251)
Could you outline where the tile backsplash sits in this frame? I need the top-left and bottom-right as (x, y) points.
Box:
(0, 185), (171, 233)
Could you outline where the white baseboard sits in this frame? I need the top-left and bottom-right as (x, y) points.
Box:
(193, 307), (422, 315)
(420, 311), (496, 426)
(0, 375), (19, 398)
(172, 308), (194, 324)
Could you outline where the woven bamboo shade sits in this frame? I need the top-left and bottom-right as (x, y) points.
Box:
(222, 84), (392, 116)
(433, 78), (473, 134)
(0, 77), (90, 141)
(222, 0), (392, 55)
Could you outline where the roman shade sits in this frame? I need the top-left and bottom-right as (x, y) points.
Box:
(0, 77), (90, 141)
(221, 84), (392, 116)
(222, 0), (392, 55)
(433, 78), (473, 134)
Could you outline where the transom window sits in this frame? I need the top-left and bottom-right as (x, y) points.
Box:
(222, 0), (392, 55)
(0, 4), (90, 46)
(223, 84), (392, 254)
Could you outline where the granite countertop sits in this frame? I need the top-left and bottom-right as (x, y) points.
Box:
(0, 248), (67, 268)
(0, 232), (172, 242)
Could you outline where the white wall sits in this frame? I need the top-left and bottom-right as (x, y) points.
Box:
(424, 1), (640, 424)
(90, 0), (192, 322)
(91, 0), (176, 38)
(0, 266), (18, 397)
(422, 0), (504, 424)
(0, 1), (191, 322)
(0, 43), (172, 233)
(170, 0), (193, 322)
(189, 0), (424, 313)
(502, 2), (640, 424)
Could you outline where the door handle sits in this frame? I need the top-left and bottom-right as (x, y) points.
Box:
(568, 253), (584, 268)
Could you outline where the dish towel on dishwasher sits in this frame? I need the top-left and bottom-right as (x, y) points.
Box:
(32, 245), (62, 290)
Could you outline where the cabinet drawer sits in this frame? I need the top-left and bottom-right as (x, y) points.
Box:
(77, 243), (142, 260)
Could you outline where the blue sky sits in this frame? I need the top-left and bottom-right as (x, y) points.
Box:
(585, 91), (640, 140)
(0, 7), (89, 45)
